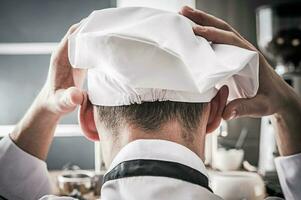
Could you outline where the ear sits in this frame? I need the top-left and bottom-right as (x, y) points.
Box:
(206, 85), (229, 133)
(78, 93), (100, 141)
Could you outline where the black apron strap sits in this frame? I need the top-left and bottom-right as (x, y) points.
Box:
(103, 159), (213, 193)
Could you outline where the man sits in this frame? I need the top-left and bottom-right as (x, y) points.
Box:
(0, 6), (300, 200)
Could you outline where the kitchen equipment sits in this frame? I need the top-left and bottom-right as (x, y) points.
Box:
(258, 117), (277, 174)
(214, 148), (244, 171)
(235, 128), (248, 150)
(213, 127), (248, 171)
(58, 170), (94, 199)
(256, 1), (301, 196)
(204, 129), (219, 165)
(57, 169), (104, 199)
(210, 171), (266, 200)
(205, 121), (228, 167)
(257, 0), (301, 173)
(207, 121), (247, 171)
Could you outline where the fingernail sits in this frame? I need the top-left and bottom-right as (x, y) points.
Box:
(229, 110), (237, 120)
(193, 26), (206, 32)
(65, 95), (76, 107)
(184, 6), (194, 12)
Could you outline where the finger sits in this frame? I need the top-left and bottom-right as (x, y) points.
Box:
(72, 68), (87, 88)
(50, 23), (81, 68)
(57, 87), (84, 113)
(61, 23), (80, 42)
(53, 23), (80, 54)
(181, 6), (233, 33)
(180, 6), (251, 43)
(193, 25), (252, 50)
(223, 95), (269, 119)
(67, 23), (80, 34)
(57, 23), (80, 50)
(68, 87), (84, 105)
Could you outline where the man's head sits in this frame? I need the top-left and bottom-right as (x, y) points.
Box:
(79, 86), (229, 166)
(69, 7), (258, 167)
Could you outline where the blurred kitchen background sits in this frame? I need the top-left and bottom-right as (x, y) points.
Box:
(0, 0), (299, 176)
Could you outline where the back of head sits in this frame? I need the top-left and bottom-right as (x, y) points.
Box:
(94, 101), (209, 165)
(96, 101), (207, 142)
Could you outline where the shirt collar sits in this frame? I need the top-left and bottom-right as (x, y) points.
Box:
(108, 139), (208, 177)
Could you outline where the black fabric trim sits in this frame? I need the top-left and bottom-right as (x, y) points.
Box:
(103, 159), (213, 193)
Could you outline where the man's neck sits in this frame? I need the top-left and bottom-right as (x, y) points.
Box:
(119, 121), (206, 160)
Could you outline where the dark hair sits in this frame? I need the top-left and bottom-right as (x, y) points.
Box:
(96, 101), (206, 141)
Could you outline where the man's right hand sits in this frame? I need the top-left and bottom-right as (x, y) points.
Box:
(180, 6), (301, 156)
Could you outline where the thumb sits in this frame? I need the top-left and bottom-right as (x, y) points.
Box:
(57, 87), (84, 113)
(223, 95), (268, 120)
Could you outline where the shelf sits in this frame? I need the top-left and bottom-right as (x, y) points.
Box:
(0, 124), (83, 137)
(0, 42), (58, 55)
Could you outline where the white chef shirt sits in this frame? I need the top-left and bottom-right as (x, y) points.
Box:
(0, 136), (300, 200)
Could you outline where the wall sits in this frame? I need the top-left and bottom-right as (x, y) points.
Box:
(0, 0), (112, 124)
(0, 0), (112, 169)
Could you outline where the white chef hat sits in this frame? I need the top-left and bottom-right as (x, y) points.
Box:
(68, 7), (259, 106)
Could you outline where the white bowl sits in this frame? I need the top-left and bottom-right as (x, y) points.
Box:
(214, 148), (244, 171)
(210, 171), (266, 200)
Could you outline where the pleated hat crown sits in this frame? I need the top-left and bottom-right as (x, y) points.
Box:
(68, 7), (259, 106)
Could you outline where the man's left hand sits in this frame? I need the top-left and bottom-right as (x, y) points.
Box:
(10, 23), (86, 160)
